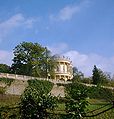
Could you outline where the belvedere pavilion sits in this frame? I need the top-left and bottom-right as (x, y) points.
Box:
(53, 55), (73, 81)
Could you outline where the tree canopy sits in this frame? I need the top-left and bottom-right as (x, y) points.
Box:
(0, 64), (10, 73)
(11, 42), (56, 78)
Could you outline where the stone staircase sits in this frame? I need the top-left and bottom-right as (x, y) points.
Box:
(50, 84), (65, 97)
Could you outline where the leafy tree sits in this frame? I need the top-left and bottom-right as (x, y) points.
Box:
(92, 65), (101, 85)
(98, 71), (109, 85)
(92, 65), (109, 85)
(72, 67), (84, 82)
(11, 42), (56, 78)
(0, 64), (10, 73)
(20, 80), (57, 119)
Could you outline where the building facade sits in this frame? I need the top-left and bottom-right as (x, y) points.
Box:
(53, 55), (73, 81)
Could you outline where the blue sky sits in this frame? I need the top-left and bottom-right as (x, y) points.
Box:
(0, 0), (114, 76)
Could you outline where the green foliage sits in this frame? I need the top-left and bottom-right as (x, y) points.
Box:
(65, 83), (88, 100)
(11, 42), (56, 78)
(0, 78), (14, 86)
(92, 65), (101, 85)
(92, 65), (109, 85)
(107, 80), (114, 87)
(0, 64), (10, 73)
(65, 82), (114, 102)
(20, 93), (57, 119)
(27, 79), (54, 94)
(20, 79), (57, 119)
(65, 83), (89, 118)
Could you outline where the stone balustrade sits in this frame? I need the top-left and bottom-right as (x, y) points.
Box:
(0, 72), (71, 84)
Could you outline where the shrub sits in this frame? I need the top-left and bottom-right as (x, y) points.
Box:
(20, 79), (57, 119)
(27, 79), (53, 94)
(65, 83), (89, 118)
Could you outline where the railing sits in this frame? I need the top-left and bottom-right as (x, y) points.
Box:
(81, 83), (114, 90)
(0, 73), (71, 84)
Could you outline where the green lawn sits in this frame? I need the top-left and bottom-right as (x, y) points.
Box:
(86, 98), (110, 111)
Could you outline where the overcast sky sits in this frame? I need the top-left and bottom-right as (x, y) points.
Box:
(0, 0), (114, 76)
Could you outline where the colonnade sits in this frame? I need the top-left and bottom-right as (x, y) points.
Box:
(54, 57), (73, 81)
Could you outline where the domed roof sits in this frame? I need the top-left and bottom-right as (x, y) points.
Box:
(53, 54), (61, 58)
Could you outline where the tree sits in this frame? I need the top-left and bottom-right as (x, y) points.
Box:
(0, 64), (10, 73)
(92, 65), (109, 85)
(72, 67), (84, 82)
(11, 42), (56, 78)
(92, 65), (100, 85)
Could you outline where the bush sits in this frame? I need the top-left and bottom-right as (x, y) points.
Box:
(20, 79), (57, 119)
(65, 83), (88, 99)
(65, 83), (89, 118)
(27, 79), (53, 94)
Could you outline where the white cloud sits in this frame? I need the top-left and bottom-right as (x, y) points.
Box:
(0, 13), (37, 42)
(0, 50), (13, 65)
(50, 5), (80, 21)
(50, 0), (90, 21)
(63, 50), (114, 77)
